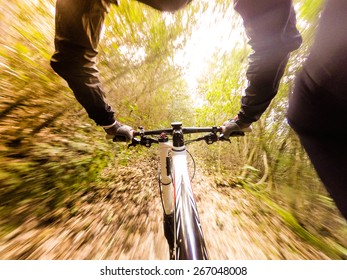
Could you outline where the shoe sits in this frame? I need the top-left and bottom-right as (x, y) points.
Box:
(103, 121), (134, 142)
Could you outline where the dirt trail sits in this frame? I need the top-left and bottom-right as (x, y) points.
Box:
(0, 159), (329, 260)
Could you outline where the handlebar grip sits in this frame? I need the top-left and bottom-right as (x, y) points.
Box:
(112, 135), (128, 142)
(219, 131), (244, 141)
(229, 131), (245, 137)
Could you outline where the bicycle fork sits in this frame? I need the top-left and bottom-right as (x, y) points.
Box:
(158, 142), (175, 258)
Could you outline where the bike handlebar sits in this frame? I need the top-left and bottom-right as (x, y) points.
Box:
(128, 124), (244, 148)
(133, 126), (222, 137)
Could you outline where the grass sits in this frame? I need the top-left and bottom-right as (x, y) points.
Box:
(240, 180), (347, 260)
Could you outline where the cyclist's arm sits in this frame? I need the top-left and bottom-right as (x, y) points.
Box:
(234, 0), (302, 124)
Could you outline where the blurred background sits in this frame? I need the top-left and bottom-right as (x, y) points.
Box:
(0, 0), (346, 259)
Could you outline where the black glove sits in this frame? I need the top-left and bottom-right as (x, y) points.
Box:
(221, 117), (252, 138)
(103, 121), (134, 142)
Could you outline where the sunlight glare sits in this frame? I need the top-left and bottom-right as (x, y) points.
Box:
(175, 3), (245, 98)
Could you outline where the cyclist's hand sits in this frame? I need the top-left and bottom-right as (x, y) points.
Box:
(220, 117), (252, 138)
(103, 121), (134, 142)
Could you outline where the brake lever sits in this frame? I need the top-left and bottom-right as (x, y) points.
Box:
(204, 133), (218, 144)
(128, 136), (158, 148)
(142, 137), (155, 147)
(128, 138), (140, 148)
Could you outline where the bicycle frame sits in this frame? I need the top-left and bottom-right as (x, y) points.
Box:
(130, 122), (226, 260)
(158, 123), (208, 259)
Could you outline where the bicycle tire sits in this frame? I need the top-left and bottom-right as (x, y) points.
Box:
(174, 173), (208, 260)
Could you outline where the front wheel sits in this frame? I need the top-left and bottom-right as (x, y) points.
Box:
(174, 174), (208, 260)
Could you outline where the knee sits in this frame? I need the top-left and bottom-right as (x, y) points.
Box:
(50, 59), (64, 77)
(287, 70), (323, 135)
(287, 96), (311, 137)
(50, 54), (74, 80)
(287, 96), (301, 133)
(50, 53), (97, 82)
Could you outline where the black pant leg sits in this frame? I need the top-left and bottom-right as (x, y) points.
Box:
(287, 0), (347, 219)
(288, 76), (347, 219)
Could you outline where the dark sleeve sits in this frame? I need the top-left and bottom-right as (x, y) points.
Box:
(51, 0), (116, 126)
(234, 0), (302, 124)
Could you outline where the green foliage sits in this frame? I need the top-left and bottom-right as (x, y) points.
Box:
(0, 0), (346, 258)
(195, 48), (248, 126)
(0, 0), (198, 229)
(193, 0), (347, 253)
(241, 181), (347, 259)
(0, 0), (117, 228)
(98, 0), (199, 128)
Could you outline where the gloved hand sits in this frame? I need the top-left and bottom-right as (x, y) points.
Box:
(221, 117), (252, 138)
(103, 121), (134, 142)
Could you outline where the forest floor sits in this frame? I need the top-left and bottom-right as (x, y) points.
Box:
(0, 157), (331, 260)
